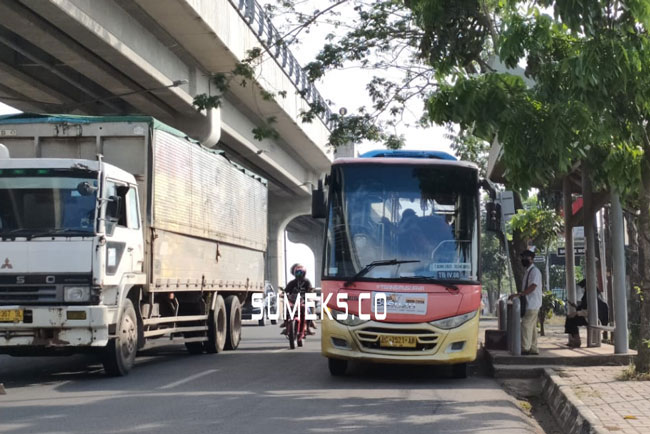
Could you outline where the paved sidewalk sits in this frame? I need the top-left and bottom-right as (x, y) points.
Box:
(484, 320), (649, 434)
(555, 366), (650, 433)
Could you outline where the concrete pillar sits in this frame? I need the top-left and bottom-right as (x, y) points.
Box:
(286, 220), (325, 287)
(611, 192), (629, 354)
(267, 193), (311, 290)
(563, 177), (577, 314)
(582, 166), (601, 347)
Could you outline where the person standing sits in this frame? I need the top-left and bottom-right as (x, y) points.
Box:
(509, 249), (543, 355)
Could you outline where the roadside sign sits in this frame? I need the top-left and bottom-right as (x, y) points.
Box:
(557, 246), (585, 257)
(533, 256), (545, 263)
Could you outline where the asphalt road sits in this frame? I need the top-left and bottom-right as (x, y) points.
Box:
(0, 322), (544, 434)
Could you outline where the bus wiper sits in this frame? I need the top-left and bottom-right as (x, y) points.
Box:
(27, 228), (94, 240)
(344, 259), (420, 287)
(400, 276), (459, 291)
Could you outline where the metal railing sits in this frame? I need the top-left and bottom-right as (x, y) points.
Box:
(228, 0), (335, 130)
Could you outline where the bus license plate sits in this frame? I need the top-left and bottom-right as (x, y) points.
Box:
(0, 309), (23, 323)
(379, 335), (416, 348)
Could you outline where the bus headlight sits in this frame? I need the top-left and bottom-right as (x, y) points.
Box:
(330, 308), (369, 327)
(64, 286), (91, 302)
(430, 310), (477, 330)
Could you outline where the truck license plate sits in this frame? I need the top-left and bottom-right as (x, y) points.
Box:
(0, 309), (23, 323)
(379, 335), (416, 348)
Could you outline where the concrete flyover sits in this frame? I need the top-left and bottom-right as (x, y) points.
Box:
(0, 0), (333, 290)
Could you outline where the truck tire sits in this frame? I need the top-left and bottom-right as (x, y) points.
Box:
(205, 295), (227, 353)
(185, 342), (204, 355)
(224, 295), (242, 350)
(258, 310), (267, 326)
(102, 298), (138, 376)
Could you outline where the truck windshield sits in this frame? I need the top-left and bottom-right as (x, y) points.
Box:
(324, 163), (479, 282)
(0, 168), (98, 237)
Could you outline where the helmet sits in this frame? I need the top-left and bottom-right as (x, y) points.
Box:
(291, 263), (306, 278)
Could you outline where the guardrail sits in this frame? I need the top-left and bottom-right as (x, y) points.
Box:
(228, 0), (335, 131)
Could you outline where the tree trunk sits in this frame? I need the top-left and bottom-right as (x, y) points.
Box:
(635, 151), (650, 373)
(539, 310), (546, 336)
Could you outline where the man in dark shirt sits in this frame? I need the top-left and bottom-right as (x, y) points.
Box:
(281, 264), (316, 335)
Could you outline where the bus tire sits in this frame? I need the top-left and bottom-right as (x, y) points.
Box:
(102, 299), (138, 376)
(205, 295), (227, 353)
(328, 358), (347, 376)
(224, 295), (242, 350)
(452, 362), (469, 379)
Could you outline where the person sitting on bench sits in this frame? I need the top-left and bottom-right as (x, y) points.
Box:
(565, 279), (609, 348)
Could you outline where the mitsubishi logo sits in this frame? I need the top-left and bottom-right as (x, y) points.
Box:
(1, 258), (12, 270)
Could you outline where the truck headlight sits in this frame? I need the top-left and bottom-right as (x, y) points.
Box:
(64, 286), (91, 302)
(330, 308), (369, 327)
(430, 310), (477, 330)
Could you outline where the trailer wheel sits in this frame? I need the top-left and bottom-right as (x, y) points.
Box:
(205, 295), (227, 353)
(185, 342), (204, 354)
(102, 299), (138, 376)
(258, 310), (267, 327)
(224, 295), (242, 350)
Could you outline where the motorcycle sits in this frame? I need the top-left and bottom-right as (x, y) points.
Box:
(284, 291), (307, 350)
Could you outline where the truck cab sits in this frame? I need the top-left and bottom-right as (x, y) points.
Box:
(0, 149), (145, 367)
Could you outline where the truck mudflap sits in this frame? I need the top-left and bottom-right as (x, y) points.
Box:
(0, 305), (117, 348)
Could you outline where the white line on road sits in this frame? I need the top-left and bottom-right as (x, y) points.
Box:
(158, 369), (218, 390)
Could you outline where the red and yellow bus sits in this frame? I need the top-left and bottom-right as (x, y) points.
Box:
(317, 150), (481, 378)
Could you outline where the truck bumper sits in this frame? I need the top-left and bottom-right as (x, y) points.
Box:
(321, 313), (479, 365)
(0, 305), (117, 350)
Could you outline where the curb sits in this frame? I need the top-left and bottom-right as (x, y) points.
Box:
(541, 368), (609, 434)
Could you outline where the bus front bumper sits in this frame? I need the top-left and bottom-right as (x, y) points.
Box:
(321, 313), (479, 365)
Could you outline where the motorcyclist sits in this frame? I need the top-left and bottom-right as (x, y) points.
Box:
(281, 263), (316, 336)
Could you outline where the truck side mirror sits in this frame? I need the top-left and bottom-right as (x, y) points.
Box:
(106, 196), (122, 222)
(312, 179), (327, 219)
(485, 201), (501, 232)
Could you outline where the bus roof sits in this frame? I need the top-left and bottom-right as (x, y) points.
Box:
(359, 149), (457, 160)
(333, 157), (479, 171)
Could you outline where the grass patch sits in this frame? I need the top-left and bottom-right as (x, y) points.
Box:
(518, 400), (532, 414)
(616, 364), (650, 381)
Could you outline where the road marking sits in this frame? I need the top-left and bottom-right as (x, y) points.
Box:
(158, 369), (218, 390)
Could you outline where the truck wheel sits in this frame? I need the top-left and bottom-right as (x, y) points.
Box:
(185, 342), (204, 355)
(205, 295), (227, 353)
(328, 358), (347, 376)
(258, 310), (267, 327)
(452, 363), (469, 379)
(224, 295), (242, 350)
(102, 298), (138, 376)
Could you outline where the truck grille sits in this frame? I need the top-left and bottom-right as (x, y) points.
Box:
(0, 286), (58, 304)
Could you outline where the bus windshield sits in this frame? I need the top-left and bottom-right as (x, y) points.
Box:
(324, 163), (479, 283)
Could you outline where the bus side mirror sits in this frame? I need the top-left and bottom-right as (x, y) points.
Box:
(485, 201), (501, 232)
(312, 179), (327, 219)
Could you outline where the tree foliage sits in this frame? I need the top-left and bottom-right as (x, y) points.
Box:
(508, 203), (563, 253)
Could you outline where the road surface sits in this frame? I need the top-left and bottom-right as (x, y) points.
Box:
(0, 322), (544, 433)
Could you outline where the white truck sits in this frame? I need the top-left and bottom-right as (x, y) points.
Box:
(0, 114), (268, 375)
